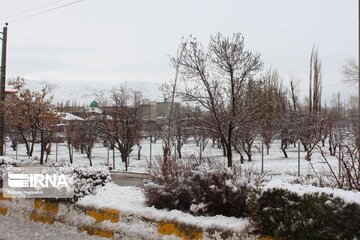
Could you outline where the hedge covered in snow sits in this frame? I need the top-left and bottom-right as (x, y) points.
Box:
(73, 167), (112, 200)
(49, 162), (112, 201)
(249, 185), (360, 240)
(144, 157), (264, 218)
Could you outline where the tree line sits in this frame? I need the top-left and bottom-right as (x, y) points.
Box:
(2, 33), (358, 172)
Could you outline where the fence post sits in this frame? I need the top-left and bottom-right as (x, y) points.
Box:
(107, 146), (110, 166)
(150, 136), (152, 168)
(200, 142), (202, 162)
(298, 141), (300, 177)
(56, 143), (58, 162)
(113, 148), (115, 170)
(338, 144), (341, 178)
(174, 143), (177, 161)
(261, 142), (264, 174)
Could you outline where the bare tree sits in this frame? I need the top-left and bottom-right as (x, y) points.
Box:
(342, 58), (359, 84)
(318, 132), (360, 191)
(97, 86), (143, 171)
(173, 105), (193, 159)
(74, 117), (98, 167)
(175, 33), (263, 167)
(289, 77), (299, 112)
(309, 46), (322, 114)
(259, 69), (286, 155)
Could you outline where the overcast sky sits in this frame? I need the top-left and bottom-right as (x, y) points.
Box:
(0, 0), (357, 102)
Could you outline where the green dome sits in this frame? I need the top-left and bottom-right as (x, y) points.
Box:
(90, 100), (99, 108)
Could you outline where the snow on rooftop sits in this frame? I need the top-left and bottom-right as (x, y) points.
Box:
(5, 89), (17, 94)
(62, 112), (84, 121)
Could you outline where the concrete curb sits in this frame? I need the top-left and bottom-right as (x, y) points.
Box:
(0, 193), (264, 239)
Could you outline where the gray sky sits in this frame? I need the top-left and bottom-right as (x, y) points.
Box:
(0, 0), (357, 102)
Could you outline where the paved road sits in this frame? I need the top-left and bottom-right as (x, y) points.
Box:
(0, 171), (149, 189)
(110, 171), (149, 187)
(0, 215), (103, 240)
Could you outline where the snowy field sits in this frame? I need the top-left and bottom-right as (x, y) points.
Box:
(3, 138), (340, 179)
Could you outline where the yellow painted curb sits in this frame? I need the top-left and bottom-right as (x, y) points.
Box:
(87, 208), (120, 223)
(30, 212), (56, 224)
(81, 225), (114, 238)
(0, 193), (12, 202)
(34, 199), (59, 213)
(30, 199), (59, 224)
(158, 221), (203, 240)
(0, 205), (7, 216)
(258, 236), (284, 240)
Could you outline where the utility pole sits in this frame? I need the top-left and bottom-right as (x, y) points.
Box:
(0, 23), (8, 156)
(358, 0), (360, 159)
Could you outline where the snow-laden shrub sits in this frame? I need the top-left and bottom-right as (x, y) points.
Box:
(73, 168), (112, 200)
(144, 155), (264, 217)
(0, 157), (16, 177)
(250, 188), (360, 240)
(49, 161), (112, 201)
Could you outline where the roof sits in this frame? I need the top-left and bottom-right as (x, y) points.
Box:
(61, 112), (84, 121)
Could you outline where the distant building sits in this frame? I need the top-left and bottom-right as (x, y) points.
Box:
(139, 101), (156, 121)
(4, 89), (17, 102)
(155, 98), (180, 119)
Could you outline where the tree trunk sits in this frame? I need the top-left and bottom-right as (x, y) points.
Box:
(245, 151), (252, 162)
(121, 154), (128, 171)
(68, 142), (73, 164)
(217, 139), (221, 149)
(45, 143), (51, 163)
(87, 146), (92, 167)
(18, 128), (30, 156)
(281, 139), (288, 158)
(225, 143), (232, 167)
(177, 145), (182, 159)
(40, 132), (45, 165)
(305, 150), (312, 161)
(329, 140), (334, 156)
(162, 144), (170, 176)
(137, 145), (142, 160)
(222, 144), (227, 157)
(112, 147), (115, 170)
(303, 143), (308, 152)
(29, 141), (36, 157)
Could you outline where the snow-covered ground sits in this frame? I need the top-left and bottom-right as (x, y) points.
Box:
(4, 138), (340, 179)
(0, 214), (104, 240)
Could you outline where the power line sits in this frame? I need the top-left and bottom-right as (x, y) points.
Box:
(294, 82), (350, 93)
(0, 0), (84, 25)
(0, 0), (68, 21)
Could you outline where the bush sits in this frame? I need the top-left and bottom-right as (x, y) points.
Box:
(250, 188), (360, 240)
(50, 162), (112, 201)
(144, 156), (263, 217)
(73, 167), (112, 200)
